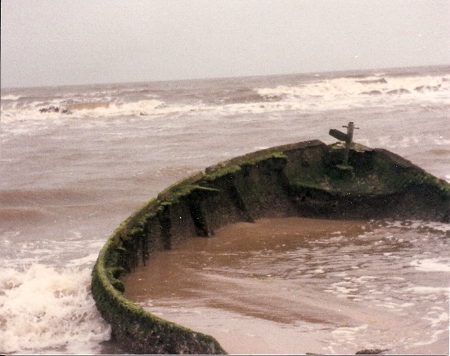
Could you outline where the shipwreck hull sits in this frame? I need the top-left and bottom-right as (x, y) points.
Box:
(91, 140), (449, 354)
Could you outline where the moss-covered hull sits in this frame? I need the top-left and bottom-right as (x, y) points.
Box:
(91, 140), (449, 354)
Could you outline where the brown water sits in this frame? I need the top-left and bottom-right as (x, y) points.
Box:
(123, 217), (449, 354)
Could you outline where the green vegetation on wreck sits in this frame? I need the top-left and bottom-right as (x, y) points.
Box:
(91, 140), (449, 354)
(92, 237), (226, 354)
(289, 142), (450, 196)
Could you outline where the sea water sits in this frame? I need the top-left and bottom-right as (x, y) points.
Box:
(122, 218), (450, 354)
(1, 65), (449, 354)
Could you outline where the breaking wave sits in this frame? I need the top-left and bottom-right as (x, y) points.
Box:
(0, 265), (110, 354)
(2, 70), (449, 122)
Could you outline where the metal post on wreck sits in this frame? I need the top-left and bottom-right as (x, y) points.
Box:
(342, 121), (358, 166)
(329, 121), (359, 168)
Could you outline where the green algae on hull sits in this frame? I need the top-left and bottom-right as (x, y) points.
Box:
(91, 140), (449, 354)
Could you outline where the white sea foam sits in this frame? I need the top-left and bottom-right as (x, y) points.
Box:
(67, 253), (100, 267)
(2, 72), (449, 124)
(331, 324), (368, 340)
(1, 94), (22, 101)
(327, 324), (371, 352)
(424, 309), (449, 328)
(410, 258), (450, 272)
(256, 73), (450, 112)
(67, 99), (167, 117)
(406, 285), (450, 294)
(0, 264), (111, 354)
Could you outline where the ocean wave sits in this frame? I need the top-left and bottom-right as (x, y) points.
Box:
(256, 74), (449, 100)
(1, 69), (449, 122)
(0, 264), (111, 354)
(410, 258), (450, 272)
(1, 94), (22, 101)
(385, 220), (450, 234)
(214, 87), (283, 105)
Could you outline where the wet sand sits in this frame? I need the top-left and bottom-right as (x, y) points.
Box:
(122, 217), (449, 354)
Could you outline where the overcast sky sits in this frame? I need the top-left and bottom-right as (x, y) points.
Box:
(1, 0), (449, 88)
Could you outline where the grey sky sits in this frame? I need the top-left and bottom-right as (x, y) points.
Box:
(1, 0), (449, 88)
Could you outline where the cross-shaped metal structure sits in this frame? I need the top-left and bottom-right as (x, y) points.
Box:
(329, 121), (359, 166)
